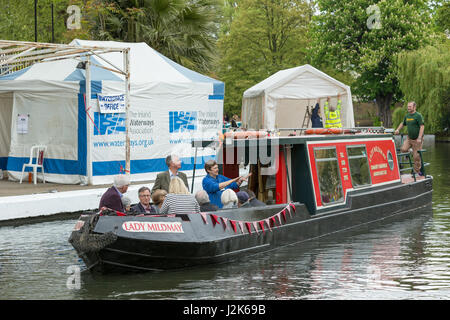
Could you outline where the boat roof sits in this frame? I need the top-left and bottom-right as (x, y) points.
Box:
(193, 133), (394, 148)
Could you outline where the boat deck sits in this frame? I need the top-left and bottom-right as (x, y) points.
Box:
(401, 174), (426, 184)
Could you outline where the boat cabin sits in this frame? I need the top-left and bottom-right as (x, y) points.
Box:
(194, 130), (405, 215)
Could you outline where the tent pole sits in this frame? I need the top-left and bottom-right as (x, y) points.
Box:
(86, 57), (93, 185)
(191, 146), (198, 193)
(124, 48), (131, 176)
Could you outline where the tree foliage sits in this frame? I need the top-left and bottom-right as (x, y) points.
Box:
(0, 0), (72, 43)
(395, 41), (450, 133)
(217, 0), (312, 116)
(87, 0), (221, 73)
(433, 0), (450, 34)
(310, 0), (432, 127)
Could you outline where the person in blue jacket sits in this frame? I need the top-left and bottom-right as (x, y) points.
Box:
(202, 159), (251, 208)
(311, 98), (323, 128)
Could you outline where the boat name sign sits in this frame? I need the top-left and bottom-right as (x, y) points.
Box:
(122, 221), (184, 233)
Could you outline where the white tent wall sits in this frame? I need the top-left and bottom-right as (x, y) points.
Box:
(273, 95), (352, 133)
(242, 65), (355, 130)
(274, 98), (312, 133)
(241, 95), (264, 130)
(7, 90), (81, 184)
(0, 93), (13, 173)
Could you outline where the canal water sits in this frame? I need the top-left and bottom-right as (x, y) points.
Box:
(0, 143), (449, 300)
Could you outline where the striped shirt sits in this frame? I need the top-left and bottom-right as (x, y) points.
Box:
(159, 194), (200, 215)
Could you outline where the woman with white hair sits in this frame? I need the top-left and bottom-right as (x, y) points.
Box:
(121, 196), (132, 212)
(159, 177), (200, 214)
(195, 190), (218, 212)
(221, 189), (238, 209)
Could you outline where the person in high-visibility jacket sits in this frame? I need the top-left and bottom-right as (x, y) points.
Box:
(324, 95), (342, 128)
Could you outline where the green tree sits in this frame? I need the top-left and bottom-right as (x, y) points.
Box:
(88, 0), (221, 73)
(396, 41), (450, 133)
(217, 0), (312, 116)
(310, 0), (432, 127)
(433, 0), (450, 34)
(0, 0), (71, 43)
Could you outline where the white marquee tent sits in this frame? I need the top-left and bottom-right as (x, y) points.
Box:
(0, 39), (224, 185)
(241, 64), (354, 131)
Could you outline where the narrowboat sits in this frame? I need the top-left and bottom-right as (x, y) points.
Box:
(69, 128), (433, 273)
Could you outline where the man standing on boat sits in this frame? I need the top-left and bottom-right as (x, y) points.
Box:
(151, 154), (189, 194)
(394, 101), (425, 176)
(324, 94), (342, 128)
(99, 174), (130, 212)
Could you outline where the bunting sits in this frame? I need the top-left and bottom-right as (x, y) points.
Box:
(198, 202), (297, 236)
(259, 221), (265, 234)
(271, 216), (277, 227)
(200, 212), (208, 224)
(210, 214), (221, 227)
(230, 220), (237, 233)
(265, 219), (272, 232)
(252, 221), (260, 235)
(238, 222), (245, 234)
(245, 222), (252, 234)
(290, 203), (296, 212)
(286, 206), (292, 218)
(220, 217), (228, 230)
(281, 209), (287, 222)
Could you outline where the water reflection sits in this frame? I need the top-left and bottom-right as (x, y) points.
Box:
(0, 144), (449, 299)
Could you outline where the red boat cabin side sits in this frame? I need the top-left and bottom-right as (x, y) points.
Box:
(219, 134), (400, 213)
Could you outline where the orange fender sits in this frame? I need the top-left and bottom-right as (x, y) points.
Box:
(224, 131), (268, 139)
(305, 128), (344, 135)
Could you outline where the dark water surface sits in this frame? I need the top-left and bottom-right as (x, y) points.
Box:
(0, 144), (449, 300)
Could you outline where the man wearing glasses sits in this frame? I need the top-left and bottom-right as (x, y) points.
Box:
(131, 186), (156, 214)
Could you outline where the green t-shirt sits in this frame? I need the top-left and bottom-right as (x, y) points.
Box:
(403, 112), (424, 140)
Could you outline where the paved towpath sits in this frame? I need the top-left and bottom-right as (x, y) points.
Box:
(0, 178), (152, 197)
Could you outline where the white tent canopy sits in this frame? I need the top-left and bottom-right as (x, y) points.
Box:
(0, 39), (224, 185)
(241, 64), (354, 131)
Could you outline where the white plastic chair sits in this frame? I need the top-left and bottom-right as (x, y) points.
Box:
(20, 145), (47, 184)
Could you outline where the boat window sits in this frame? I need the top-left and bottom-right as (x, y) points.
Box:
(314, 147), (344, 205)
(346, 145), (371, 187)
(387, 150), (394, 170)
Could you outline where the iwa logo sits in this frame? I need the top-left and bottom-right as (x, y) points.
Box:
(169, 111), (197, 133)
(93, 112), (126, 136)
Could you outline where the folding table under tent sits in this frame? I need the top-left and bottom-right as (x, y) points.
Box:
(0, 39), (224, 185)
(241, 64), (354, 131)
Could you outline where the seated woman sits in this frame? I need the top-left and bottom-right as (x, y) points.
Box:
(221, 189), (238, 209)
(121, 196), (132, 212)
(151, 189), (167, 214)
(195, 190), (218, 212)
(202, 159), (251, 209)
(159, 177), (200, 215)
